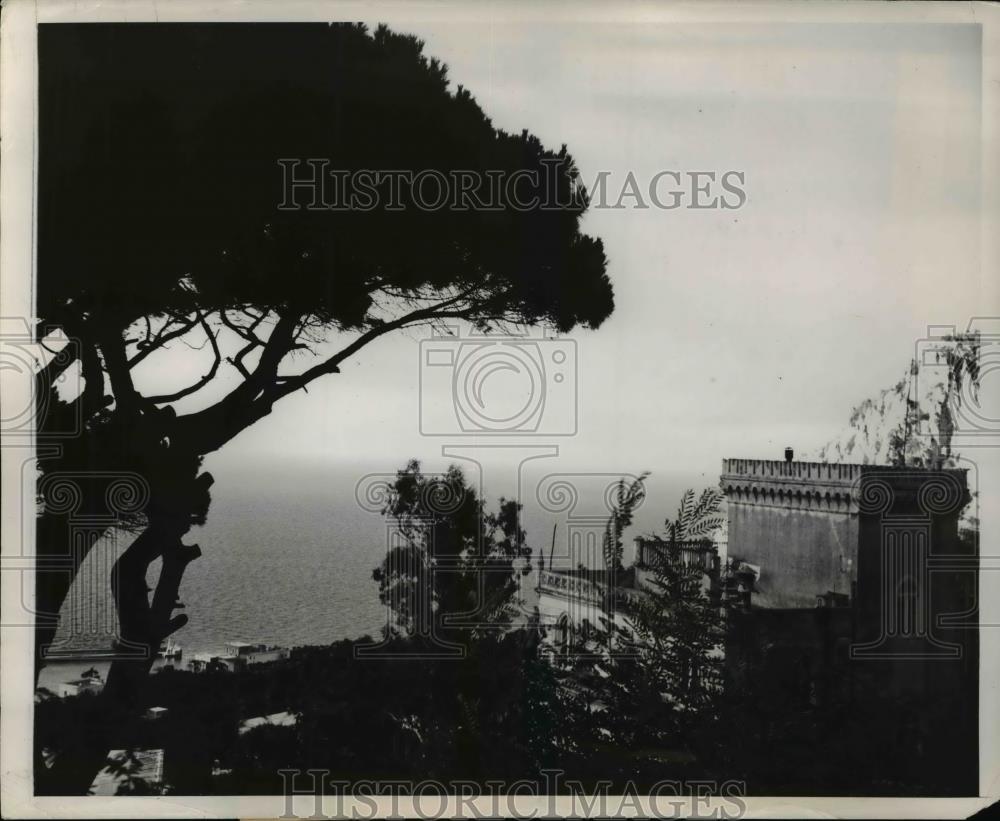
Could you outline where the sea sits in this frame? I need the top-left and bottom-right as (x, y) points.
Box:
(37, 459), (704, 692)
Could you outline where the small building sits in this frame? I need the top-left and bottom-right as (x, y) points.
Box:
(187, 644), (290, 673)
(186, 652), (216, 673)
(209, 655), (241, 673)
(536, 538), (725, 657)
(89, 749), (165, 795)
(144, 706), (168, 721)
(536, 564), (643, 652)
(238, 710), (299, 735)
(57, 668), (105, 698)
(218, 642), (291, 670)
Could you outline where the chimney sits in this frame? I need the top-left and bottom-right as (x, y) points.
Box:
(784, 446), (794, 463)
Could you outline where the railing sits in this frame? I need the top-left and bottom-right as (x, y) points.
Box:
(634, 537), (722, 571)
(721, 458), (862, 483)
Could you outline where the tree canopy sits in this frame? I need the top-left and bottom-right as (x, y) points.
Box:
(33, 20), (615, 793)
(373, 460), (529, 648)
(34, 21), (614, 671)
(33, 23), (615, 763)
(39, 25), (613, 453)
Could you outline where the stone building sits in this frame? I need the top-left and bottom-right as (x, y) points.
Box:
(720, 455), (863, 608)
(720, 451), (975, 658)
(535, 539), (724, 656)
(721, 449), (978, 792)
(185, 643), (290, 673)
(531, 450), (978, 790)
(56, 667), (104, 698)
(534, 565), (641, 655)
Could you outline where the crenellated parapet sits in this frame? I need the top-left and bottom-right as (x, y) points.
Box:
(720, 459), (969, 515)
(721, 459), (969, 517)
(722, 458), (863, 484)
(721, 459), (859, 514)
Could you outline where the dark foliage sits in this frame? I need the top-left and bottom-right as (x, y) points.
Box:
(34, 23), (614, 791)
(39, 23), (612, 340)
(373, 460), (529, 645)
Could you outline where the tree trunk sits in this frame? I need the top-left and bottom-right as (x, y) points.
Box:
(103, 524), (200, 708)
(38, 449), (212, 794)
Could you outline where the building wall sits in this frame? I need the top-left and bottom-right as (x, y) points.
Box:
(722, 460), (975, 680)
(727, 503), (858, 607)
(721, 459), (977, 794)
(535, 571), (634, 654)
(246, 649), (289, 666)
(722, 459), (861, 608)
(536, 572), (607, 644)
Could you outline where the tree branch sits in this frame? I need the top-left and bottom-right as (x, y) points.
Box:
(168, 311), (302, 452)
(169, 286), (505, 454)
(77, 334), (111, 414)
(127, 313), (200, 368)
(220, 309), (268, 380)
(144, 315), (222, 404)
(99, 329), (142, 416)
(262, 289), (484, 403)
(219, 308), (266, 343)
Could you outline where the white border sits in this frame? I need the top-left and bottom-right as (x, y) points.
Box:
(2, 1), (998, 817)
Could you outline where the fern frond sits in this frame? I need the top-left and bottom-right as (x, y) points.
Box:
(691, 488), (723, 524)
(687, 515), (726, 539)
(676, 489), (696, 540)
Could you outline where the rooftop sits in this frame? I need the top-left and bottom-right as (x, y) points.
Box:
(723, 457), (968, 481)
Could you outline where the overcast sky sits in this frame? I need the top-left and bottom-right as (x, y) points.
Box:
(193, 21), (983, 500)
